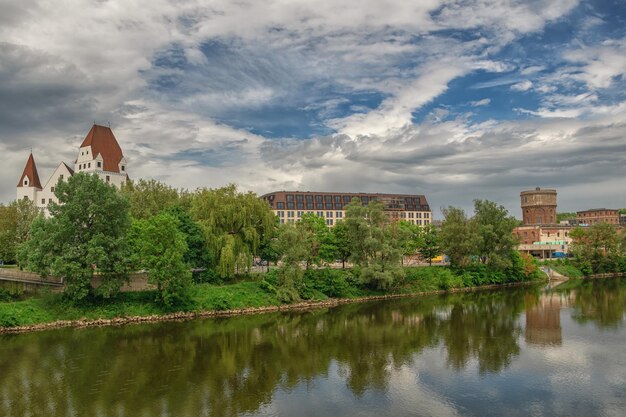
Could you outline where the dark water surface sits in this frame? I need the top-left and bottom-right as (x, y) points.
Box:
(1, 279), (625, 417)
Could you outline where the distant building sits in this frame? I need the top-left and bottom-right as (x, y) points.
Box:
(17, 124), (129, 215)
(576, 208), (620, 226)
(520, 187), (557, 225)
(515, 187), (572, 259)
(260, 191), (431, 226)
(621, 213), (626, 226)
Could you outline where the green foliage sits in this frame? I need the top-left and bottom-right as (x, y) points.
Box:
(418, 223), (441, 266)
(191, 184), (276, 278)
(331, 220), (351, 268)
(570, 224), (624, 274)
(120, 179), (181, 220)
(304, 268), (352, 298)
(0, 199), (41, 264)
(556, 212), (577, 222)
(344, 198), (405, 289)
(129, 213), (192, 307)
(164, 205), (211, 268)
(440, 206), (479, 268)
(18, 173), (131, 302)
(473, 200), (519, 269)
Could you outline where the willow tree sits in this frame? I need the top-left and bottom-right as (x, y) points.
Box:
(120, 179), (182, 220)
(191, 185), (276, 278)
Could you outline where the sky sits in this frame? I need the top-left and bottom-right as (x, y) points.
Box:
(1, 0), (625, 218)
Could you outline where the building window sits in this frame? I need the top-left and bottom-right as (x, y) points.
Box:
(343, 195), (351, 203)
(297, 202), (304, 209)
(280, 219), (285, 224)
(59, 175), (63, 180)
(121, 165), (125, 171)
(88, 163), (91, 168)
(51, 186), (55, 192)
(306, 203), (314, 209)
(97, 162), (102, 168)
(336, 211), (343, 218)
(41, 198), (45, 204)
(286, 195), (294, 202)
(48, 198), (52, 204)
(326, 211), (333, 218)
(106, 175), (110, 182)
(277, 202), (284, 209)
(24, 179), (28, 186)
(296, 194), (304, 202)
(317, 211), (324, 217)
(287, 202), (294, 209)
(334, 195), (341, 203)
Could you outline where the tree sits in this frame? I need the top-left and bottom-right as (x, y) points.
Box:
(191, 185), (276, 278)
(120, 179), (181, 220)
(473, 200), (519, 270)
(397, 221), (420, 265)
(332, 220), (351, 269)
(418, 223), (441, 266)
(274, 224), (310, 302)
(0, 199), (40, 264)
(440, 207), (479, 268)
(345, 198), (404, 289)
(570, 223), (620, 274)
(297, 213), (338, 268)
(128, 213), (192, 307)
(164, 205), (210, 268)
(18, 173), (131, 301)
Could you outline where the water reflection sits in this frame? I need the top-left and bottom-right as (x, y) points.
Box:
(0, 278), (625, 417)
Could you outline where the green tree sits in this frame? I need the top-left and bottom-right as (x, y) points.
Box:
(556, 212), (577, 222)
(570, 223), (620, 274)
(440, 207), (479, 268)
(331, 220), (351, 269)
(345, 198), (404, 289)
(274, 224), (310, 302)
(397, 221), (420, 265)
(473, 199), (519, 270)
(164, 205), (210, 268)
(297, 213), (338, 267)
(18, 173), (131, 301)
(0, 199), (41, 264)
(418, 223), (441, 266)
(120, 179), (180, 220)
(191, 185), (276, 278)
(128, 213), (192, 307)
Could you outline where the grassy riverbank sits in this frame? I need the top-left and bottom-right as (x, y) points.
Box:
(0, 266), (545, 329)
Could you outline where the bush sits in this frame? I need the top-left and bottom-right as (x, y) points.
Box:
(0, 311), (19, 327)
(304, 269), (351, 298)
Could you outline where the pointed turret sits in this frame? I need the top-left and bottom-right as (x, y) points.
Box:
(17, 153), (43, 189)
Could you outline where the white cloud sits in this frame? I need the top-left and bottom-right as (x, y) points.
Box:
(511, 80), (534, 92)
(470, 98), (491, 107)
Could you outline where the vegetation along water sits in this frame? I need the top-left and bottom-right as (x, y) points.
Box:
(1, 278), (625, 416)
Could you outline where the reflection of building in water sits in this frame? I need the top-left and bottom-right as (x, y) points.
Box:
(525, 294), (563, 346)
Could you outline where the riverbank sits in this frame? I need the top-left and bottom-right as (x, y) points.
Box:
(0, 279), (542, 334)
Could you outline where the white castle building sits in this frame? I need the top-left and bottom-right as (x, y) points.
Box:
(17, 124), (128, 214)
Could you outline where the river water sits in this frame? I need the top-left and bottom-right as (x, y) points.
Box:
(1, 278), (625, 417)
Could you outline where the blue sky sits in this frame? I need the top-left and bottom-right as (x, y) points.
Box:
(1, 0), (625, 216)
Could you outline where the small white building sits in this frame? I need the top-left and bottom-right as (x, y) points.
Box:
(16, 124), (129, 215)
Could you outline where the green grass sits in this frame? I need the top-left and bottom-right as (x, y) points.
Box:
(545, 263), (584, 278)
(1, 265), (542, 329)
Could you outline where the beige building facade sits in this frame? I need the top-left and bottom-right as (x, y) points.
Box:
(260, 191), (431, 226)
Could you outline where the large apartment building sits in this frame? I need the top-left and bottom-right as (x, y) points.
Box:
(260, 191), (431, 226)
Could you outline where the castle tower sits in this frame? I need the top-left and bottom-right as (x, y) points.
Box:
(74, 124), (128, 187)
(16, 153), (43, 202)
(521, 187), (557, 225)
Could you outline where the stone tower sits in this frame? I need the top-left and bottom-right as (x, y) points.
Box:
(521, 187), (557, 225)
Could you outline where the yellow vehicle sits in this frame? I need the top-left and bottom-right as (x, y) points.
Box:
(430, 255), (444, 263)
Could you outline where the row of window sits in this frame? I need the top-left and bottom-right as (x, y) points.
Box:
(276, 211), (344, 218)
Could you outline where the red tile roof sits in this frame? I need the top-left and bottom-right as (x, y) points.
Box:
(17, 153), (42, 188)
(81, 124), (124, 173)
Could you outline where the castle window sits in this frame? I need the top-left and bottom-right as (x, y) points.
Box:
(106, 175), (110, 182)
(121, 165), (125, 171)
(41, 199), (45, 204)
(88, 163), (91, 168)
(60, 175), (63, 180)
(51, 187), (55, 192)
(24, 179), (28, 186)
(97, 162), (102, 168)
(48, 198), (52, 204)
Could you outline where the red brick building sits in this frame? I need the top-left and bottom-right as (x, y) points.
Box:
(576, 208), (619, 225)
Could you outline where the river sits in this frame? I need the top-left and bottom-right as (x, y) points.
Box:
(1, 278), (625, 417)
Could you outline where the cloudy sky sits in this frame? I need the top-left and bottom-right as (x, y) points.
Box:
(1, 0), (625, 217)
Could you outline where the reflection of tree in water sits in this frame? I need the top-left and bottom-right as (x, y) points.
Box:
(0, 286), (571, 416)
(439, 290), (525, 374)
(564, 278), (626, 329)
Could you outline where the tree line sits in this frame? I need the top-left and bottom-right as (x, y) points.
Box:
(1, 173), (543, 306)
